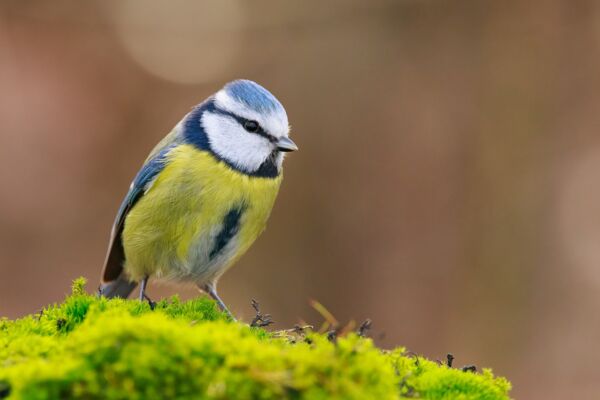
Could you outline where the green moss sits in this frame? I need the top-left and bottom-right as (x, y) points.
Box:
(0, 280), (511, 399)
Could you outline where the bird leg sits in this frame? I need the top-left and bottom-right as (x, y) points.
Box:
(139, 276), (156, 309)
(202, 282), (235, 321)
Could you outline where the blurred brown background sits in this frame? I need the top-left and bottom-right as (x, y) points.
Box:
(1, 1), (600, 398)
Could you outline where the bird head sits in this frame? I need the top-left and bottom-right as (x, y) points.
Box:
(183, 80), (297, 178)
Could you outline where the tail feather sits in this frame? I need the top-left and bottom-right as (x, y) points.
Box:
(99, 274), (137, 299)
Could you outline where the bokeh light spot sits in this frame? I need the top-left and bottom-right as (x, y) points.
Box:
(107, 0), (244, 85)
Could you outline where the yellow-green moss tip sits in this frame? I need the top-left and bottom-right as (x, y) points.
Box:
(71, 277), (87, 297)
(0, 279), (511, 400)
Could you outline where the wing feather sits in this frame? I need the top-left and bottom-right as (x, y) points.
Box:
(101, 127), (181, 283)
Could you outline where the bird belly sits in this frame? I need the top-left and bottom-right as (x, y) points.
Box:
(121, 145), (282, 285)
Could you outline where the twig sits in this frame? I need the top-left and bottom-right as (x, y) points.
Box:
(461, 365), (477, 373)
(357, 319), (372, 337)
(249, 299), (273, 328)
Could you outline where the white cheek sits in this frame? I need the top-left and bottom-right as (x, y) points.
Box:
(202, 112), (273, 172)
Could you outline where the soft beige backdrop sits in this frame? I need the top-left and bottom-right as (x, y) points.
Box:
(2, 1), (600, 398)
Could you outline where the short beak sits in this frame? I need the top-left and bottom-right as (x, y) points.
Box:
(276, 136), (298, 152)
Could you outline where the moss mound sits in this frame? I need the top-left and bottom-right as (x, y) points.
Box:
(0, 279), (511, 399)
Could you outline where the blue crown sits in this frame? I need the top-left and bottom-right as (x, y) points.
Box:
(223, 80), (285, 114)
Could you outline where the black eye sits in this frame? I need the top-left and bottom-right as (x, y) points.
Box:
(243, 120), (260, 133)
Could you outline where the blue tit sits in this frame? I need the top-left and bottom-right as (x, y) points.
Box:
(99, 80), (297, 317)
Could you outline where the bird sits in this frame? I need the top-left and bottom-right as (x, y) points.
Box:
(99, 79), (297, 318)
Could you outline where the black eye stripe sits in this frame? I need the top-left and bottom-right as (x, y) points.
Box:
(208, 107), (276, 142)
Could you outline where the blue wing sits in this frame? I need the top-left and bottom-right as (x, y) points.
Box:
(101, 139), (178, 284)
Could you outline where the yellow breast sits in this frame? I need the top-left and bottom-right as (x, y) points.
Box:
(122, 144), (282, 283)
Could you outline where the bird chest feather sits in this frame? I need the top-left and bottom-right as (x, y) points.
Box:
(122, 144), (282, 282)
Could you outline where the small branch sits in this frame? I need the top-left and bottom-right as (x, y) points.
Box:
(357, 319), (372, 337)
(461, 365), (477, 373)
(250, 299), (274, 328)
